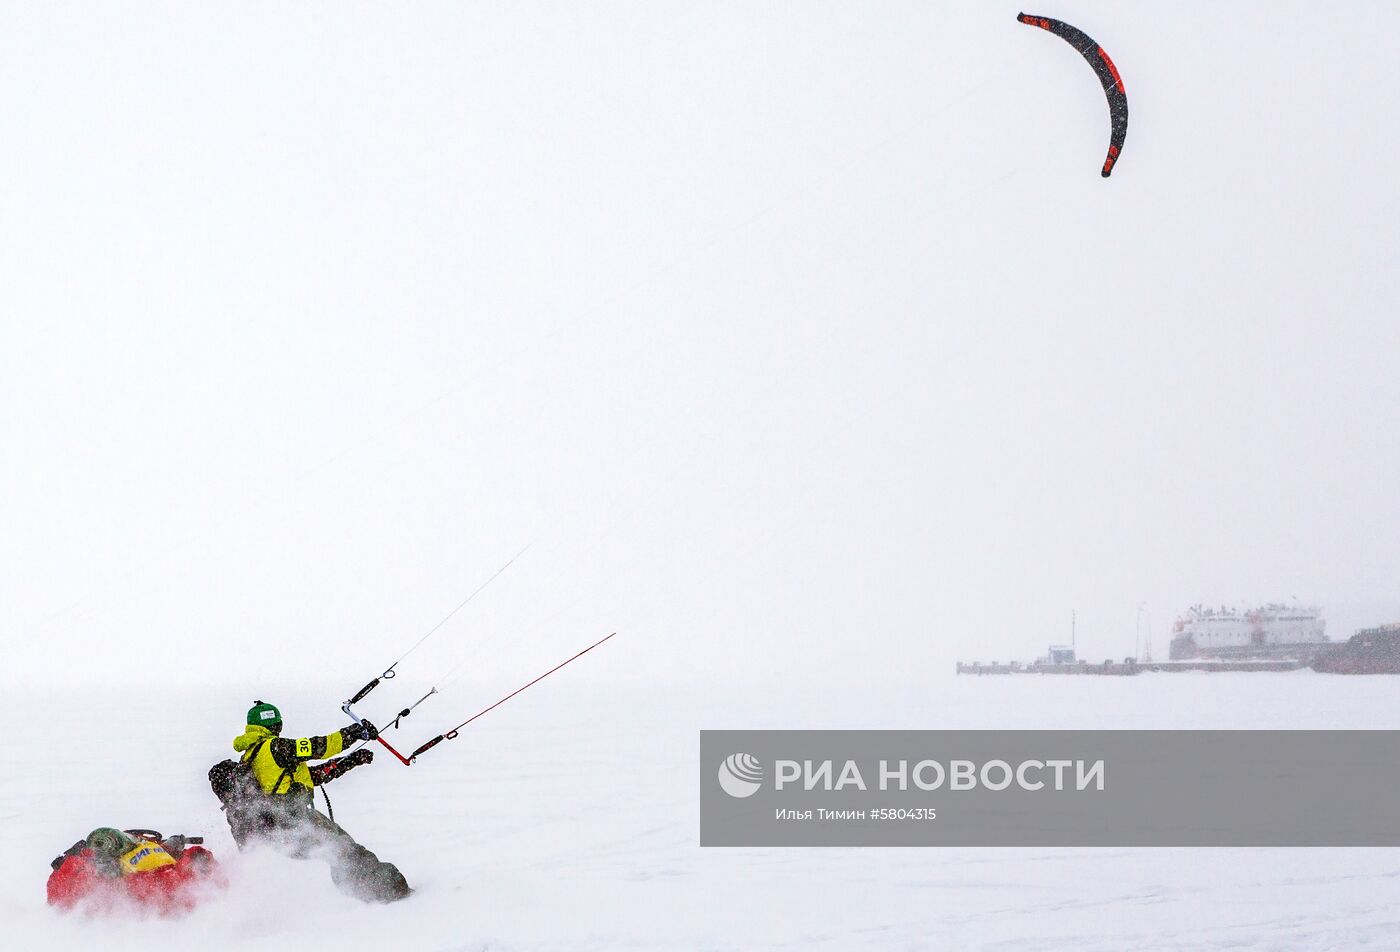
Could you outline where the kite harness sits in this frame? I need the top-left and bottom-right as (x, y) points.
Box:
(343, 631), (617, 765)
(337, 544), (618, 765)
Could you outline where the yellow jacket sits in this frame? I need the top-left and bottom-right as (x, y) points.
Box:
(233, 724), (348, 795)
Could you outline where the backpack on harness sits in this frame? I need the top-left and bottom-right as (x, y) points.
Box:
(207, 757), (251, 805)
(209, 738), (270, 802)
(208, 741), (292, 848)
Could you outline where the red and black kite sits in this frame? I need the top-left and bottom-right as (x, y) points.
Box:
(1017, 13), (1128, 177)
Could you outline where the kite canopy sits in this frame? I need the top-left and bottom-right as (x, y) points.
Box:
(1017, 13), (1128, 177)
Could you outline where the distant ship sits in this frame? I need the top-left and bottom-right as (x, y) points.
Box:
(1311, 623), (1400, 674)
(1169, 604), (1329, 661)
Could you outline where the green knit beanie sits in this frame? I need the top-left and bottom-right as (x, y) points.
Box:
(247, 700), (282, 730)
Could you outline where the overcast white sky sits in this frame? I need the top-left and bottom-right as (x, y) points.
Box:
(2, 3), (1397, 692)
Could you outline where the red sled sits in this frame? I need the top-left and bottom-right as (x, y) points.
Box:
(47, 830), (226, 917)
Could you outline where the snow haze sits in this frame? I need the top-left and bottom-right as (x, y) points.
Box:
(2, 3), (1399, 948)
(3, 4), (1398, 683)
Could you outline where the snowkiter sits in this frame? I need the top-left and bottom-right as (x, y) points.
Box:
(214, 700), (411, 903)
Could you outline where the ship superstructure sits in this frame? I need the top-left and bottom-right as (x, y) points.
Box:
(1169, 603), (1328, 660)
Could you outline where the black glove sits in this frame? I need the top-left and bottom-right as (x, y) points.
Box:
(309, 748), (373, 785)
(344, 719), (379, 742)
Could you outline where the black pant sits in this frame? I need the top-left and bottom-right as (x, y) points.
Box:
(228, 794), (411, 903)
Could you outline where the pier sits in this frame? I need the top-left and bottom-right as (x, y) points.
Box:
(955, 658), (1310, 676)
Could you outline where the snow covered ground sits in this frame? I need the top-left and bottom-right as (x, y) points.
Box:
(5, 671), (1400, 951)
